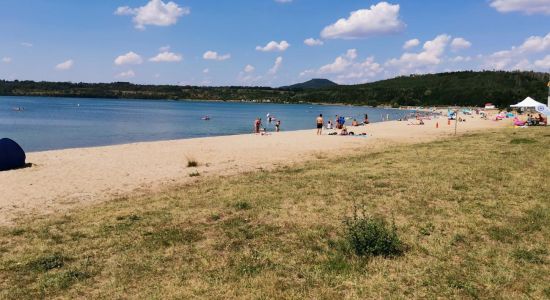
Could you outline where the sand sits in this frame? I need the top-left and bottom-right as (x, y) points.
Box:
(0, 114), (509, 224)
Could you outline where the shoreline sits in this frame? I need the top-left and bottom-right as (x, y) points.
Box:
(0, 115), (510, 225)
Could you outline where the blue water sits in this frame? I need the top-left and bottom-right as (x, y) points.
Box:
(0, 96), (412, 152)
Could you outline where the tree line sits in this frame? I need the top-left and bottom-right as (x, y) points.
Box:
(1, 71), (548, 108)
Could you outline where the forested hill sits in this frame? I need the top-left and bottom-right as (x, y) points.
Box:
(281, 78), (338, 89)
(1, 71), (548, 107)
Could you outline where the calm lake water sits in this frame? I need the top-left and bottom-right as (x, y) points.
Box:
(0, 96), (413, 152)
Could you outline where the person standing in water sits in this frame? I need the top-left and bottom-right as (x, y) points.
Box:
(275, 120), (281, 132)
(316, 114), (324, 135)
(254, 118), (261, 133)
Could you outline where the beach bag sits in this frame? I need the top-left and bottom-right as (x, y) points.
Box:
(0, 138), (26, 171)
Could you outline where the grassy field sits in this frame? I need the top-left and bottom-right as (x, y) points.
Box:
(1, 128), (549, 299)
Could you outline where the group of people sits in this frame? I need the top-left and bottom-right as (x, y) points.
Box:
(513, 113), (547, 126)
(316, 113), (370, 135)
(254, 115), (281, 134)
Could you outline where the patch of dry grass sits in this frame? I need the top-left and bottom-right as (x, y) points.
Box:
(1, 128), (549, 299)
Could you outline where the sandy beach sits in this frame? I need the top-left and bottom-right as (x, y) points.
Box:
(0, 115), (509, 224)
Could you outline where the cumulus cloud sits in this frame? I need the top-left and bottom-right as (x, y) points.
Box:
(2, 57), (12, 63)
(115, 0), (190, 30)
(321, 2), (405, 39)
(485, 32), (550, 70)
(304, 38), (324, 46)
(450, 56), (472, 63)
(115, 52), (143, 65)
(403, 39), (420, 49)
(490, 0), (550, 14)
(203, 51), (231, 61)
(150, 51), (182, 62)
(519, 33), (550, 52)
(268, 56), (283, 74)
(534, 55), (550, 68)
(386, 34), (451, 72)
(55, 59), (74, 71)
(116, 70), (136, 78)
(451, 37), (472, 51)
(256, 41), (290, 52)
(244, 64), (255, 73)
(302, 49), (382, 84)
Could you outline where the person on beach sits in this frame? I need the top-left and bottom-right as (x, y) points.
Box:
(363, 114), (369, 125)
(335, 115), (340, 129)
(275, 120), (281, 132)
(254, 118), (261, 133)
(326, 120), (333, 130)
(316, 114), (324, 135)
(352, 119), (359, 126)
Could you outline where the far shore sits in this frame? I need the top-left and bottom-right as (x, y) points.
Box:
(0, 114), (510, 225)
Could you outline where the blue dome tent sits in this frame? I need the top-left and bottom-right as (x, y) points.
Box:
(0, 138), (26, 171)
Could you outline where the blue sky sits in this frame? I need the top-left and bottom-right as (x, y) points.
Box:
(0, 0), (549, 86)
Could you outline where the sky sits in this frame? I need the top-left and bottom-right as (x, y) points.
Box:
(0, 0), (549, 87)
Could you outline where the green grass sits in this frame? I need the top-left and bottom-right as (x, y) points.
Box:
(0, 128), (549, 299)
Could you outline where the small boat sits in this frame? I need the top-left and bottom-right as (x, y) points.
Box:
(201, 116), (211, 121)
(12, 107), (24, 112)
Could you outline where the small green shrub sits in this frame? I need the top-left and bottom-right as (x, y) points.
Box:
(234, 201), (252, 210)
(512, 248), (546, 264)
(510, 138), (536, 145)
(27, 253), (67, 272)
(343, 204), (404, 257)
(186, 156), (199, 167)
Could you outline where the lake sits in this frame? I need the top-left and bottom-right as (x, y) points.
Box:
(0, 96), (413, 152)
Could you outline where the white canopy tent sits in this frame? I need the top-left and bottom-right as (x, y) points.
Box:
(510, 97), (545, 108)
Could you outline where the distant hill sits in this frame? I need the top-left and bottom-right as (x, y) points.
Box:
(282, 78), (338, 90)
(288, 71), (550, 107)
(1, 71), (548, 107)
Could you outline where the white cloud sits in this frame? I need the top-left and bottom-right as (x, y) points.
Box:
(114, 51), (143, 65)
(485, 32), (550, 70)
(203, 51), (231, 61)
(450, 56), (472, 63)
(115, 0), (190, 30)
(20, 42), (33, 47)
(2, 57), (12, 63)
(275, 0), (292, 3)
(518, 33), (550, 52)
(55, 59), (74, 71)
(149, 51), (182, 62)
(451, 37), (472, 51)
(386, 34), (451, 71)
(203, 68), (209, 74)
(116, 70), (136, 78)
(304, 38), (324, 46)
(534, 55), (550, 68)
(490, 0), (550, 14)
(302, 49), (382, 84)
(403, 39), (420, 49)
(319, 56), (352, 74)
(346, 49), (358, 60)
(268, 56), (283, 74)
(321, 2), (405, 39)
(244, 64), (255, 73)
(159, 45), (171, 52)
(256, 41), (290, 52)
